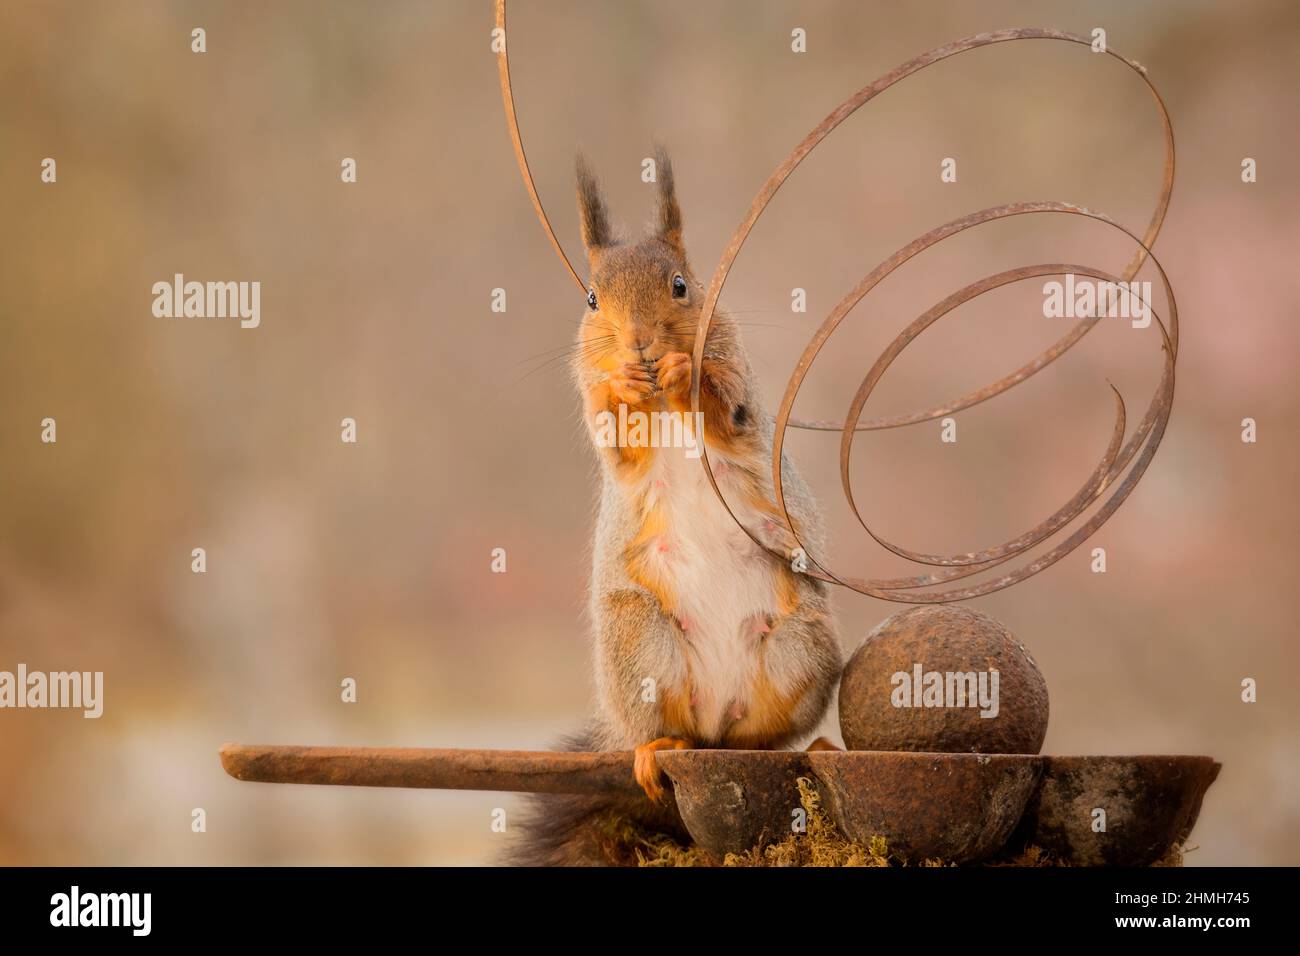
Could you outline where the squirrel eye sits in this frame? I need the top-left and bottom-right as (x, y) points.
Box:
(587, 290), (598, 310)
(671, 274), (687, 299)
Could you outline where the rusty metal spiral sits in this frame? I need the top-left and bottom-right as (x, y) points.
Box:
(495, 1), (1178, 603)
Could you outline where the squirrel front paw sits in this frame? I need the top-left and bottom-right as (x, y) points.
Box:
(653, 351), (692, 397)
(633, 735), (693, 804)
(609, 361), (657, 406)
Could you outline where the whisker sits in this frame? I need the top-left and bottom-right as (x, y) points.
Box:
(517, 336), (615, 364)
(514, 342), (617, 383)
(518, 339), (615, 373)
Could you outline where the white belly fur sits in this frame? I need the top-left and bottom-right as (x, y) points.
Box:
(639, 443), (780, 741)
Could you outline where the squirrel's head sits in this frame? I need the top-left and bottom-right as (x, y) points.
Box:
(574, 147), (704, 365)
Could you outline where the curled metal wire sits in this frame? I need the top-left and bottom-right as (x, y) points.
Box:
(495, 1), (1178, 603)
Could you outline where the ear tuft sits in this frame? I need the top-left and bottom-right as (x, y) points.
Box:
(654, 144), (683, 252)
(575, 154), (613, 253)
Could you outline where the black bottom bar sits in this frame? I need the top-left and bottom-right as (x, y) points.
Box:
(0, 865), (1278, 941)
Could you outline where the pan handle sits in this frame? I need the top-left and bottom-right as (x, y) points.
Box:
(219, 743), (642, 795)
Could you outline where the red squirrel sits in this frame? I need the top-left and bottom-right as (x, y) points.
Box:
(510, 148), (841, 865)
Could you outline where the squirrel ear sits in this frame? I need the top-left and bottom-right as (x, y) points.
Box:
(654, 144), (683, 253)
(575, 154), (613, 256)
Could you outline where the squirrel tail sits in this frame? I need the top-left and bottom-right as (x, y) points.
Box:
(500, 726), (689, 867)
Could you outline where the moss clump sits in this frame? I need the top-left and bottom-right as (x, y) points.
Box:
(721, 776), (897, 867)
(590, 813), (712, 867)
(988, 841), (1187, 867)
(1152, 842), (1185, 867)
(986, 843), (1062, 867)
(623, 776), (1186, 868)
(630, 776), (903, 868)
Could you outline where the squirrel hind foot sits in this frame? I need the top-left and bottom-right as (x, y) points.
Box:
(632, 736), (694, 804)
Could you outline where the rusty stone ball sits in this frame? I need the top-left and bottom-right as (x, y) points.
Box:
(838, 605), (1048, 755)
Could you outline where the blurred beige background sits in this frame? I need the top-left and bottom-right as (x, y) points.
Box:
(1, 0), (1296, 865)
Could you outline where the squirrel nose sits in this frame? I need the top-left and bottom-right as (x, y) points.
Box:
(626, 329), (654, 353)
